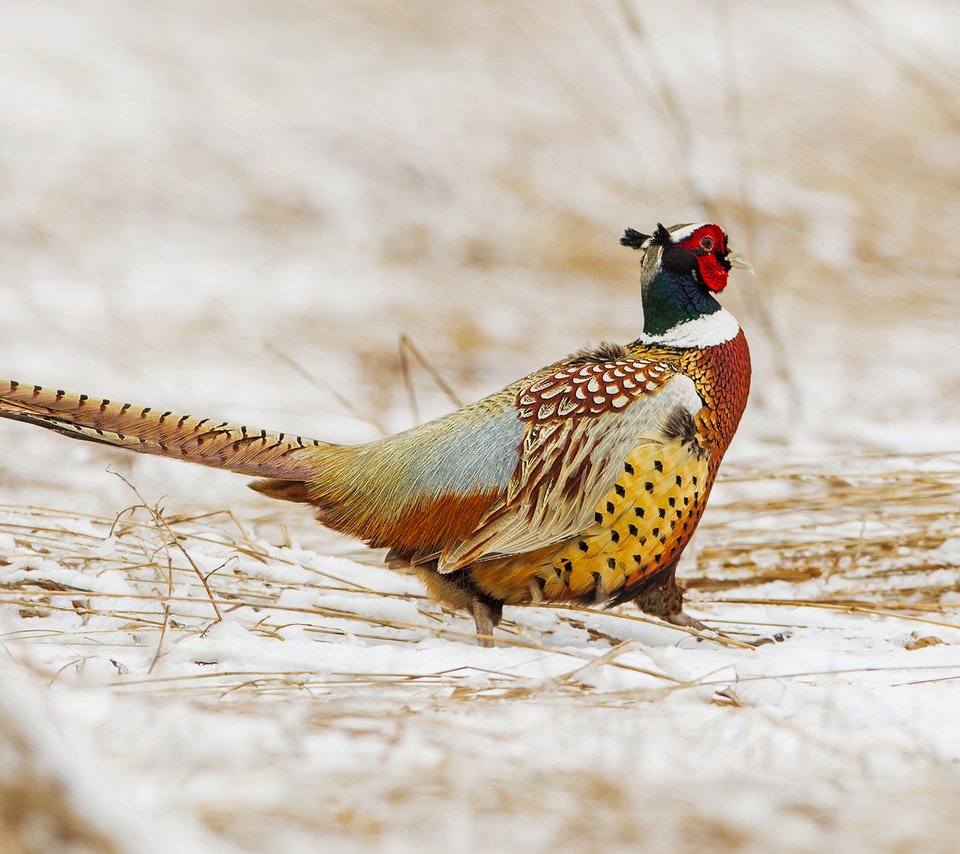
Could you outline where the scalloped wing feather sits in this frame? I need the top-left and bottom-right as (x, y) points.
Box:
(437, 363), (703, 573)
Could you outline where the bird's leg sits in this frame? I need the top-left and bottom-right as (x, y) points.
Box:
(416, 565), (505, 647)
(633, 558), (709, 631)
(471, 596), (503, 648)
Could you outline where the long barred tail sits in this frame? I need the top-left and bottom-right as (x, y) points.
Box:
(0, 379), (328, 480)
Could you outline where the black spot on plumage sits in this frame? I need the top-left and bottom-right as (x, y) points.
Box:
(635, 507), (645, 518)
(639, 537), (647, 546)
(628, 524), (638, 536)
(611, 530), (620, 543)
(645, 482), (654, 492)
(652, 527), (660, 537)
(669, 497), (676, 508)
(659, 535), (667, 545)
(658, 508), (666, 519)
(595, 512), (603, 524)
(578, 540), (589, 552)
(562, 558), (573, 571)
(675, 475), (682, 487)
(606, 557), (616, 569)
(633, 554), (643, 563)
(554, 566), (563, 578)
(614, 484), (626, 497)
(624, 462), (635, 475)
(654, 460), (663, 472)
(606, 501), (615, 514)
(692, 476), (699, 486)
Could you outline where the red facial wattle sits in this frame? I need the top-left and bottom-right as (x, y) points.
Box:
(678, 225), (730, 292)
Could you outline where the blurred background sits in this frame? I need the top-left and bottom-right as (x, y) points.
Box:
(2, 0), (958, 519)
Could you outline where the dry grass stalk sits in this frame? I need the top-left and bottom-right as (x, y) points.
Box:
(108, 470), (223, 623)
(0, 450), (956, 703)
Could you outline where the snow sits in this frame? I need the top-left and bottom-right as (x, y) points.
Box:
(1, 0), (960, 851)
(3, 460), (959, 852)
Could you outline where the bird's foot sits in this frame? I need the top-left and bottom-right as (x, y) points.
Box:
(658, 610), (759, 650)
(748, 630), (793, 647)
(664, 613), (793, 648)
(631, 566), (771, 648)
(661, 610), (710, 632)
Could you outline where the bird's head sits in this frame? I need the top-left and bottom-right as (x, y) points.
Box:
(621, 222), (753, 342)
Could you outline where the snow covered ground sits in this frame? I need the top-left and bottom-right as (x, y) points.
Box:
(1, 2), (959, 851)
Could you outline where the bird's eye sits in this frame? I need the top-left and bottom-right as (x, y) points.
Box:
(699, 235), (714, 251)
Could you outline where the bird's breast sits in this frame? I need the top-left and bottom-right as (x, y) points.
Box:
(469, 434), (711, 605)
(680, 329), (752, 459)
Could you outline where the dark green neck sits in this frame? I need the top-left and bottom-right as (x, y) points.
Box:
(642, 266), (722, 336)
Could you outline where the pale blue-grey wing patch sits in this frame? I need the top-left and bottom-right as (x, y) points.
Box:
(322, 391), (525, 516)
(394, 401), (523, 497)
(437, 373), (702, 572)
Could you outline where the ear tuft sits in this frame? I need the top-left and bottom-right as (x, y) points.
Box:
(620, 228), (650, 249)
(652, 223), (673, 245)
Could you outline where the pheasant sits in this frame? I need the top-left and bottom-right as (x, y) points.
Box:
(0, 222), (752, 646)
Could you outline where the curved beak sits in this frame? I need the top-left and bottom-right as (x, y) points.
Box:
(727, 250), (755, 275)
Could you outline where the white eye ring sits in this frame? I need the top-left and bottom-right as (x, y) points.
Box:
(699, 235), (714, 251)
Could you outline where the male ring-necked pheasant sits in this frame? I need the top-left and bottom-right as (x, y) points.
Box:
(0, 223), (752, 645)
